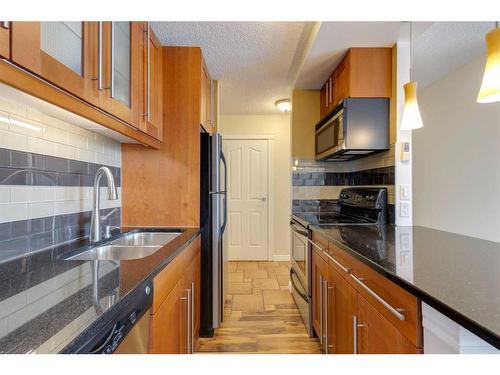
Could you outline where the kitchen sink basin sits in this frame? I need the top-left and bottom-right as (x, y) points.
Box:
(64, 231), (182, 261)
(108, 232), (181, 247)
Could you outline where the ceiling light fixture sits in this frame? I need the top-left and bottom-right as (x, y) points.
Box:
(401, 22), (424, 131)
(477, 22), (500, 103)
(275, 99), (291, 113)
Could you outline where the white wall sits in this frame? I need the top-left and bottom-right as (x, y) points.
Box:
(219, 114), (291, 260)
(413, 56), (500, 242)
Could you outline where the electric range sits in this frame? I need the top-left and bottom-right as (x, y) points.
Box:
(289, 187), (388, 337)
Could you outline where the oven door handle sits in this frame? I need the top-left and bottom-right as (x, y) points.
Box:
(290, 268), (309, 302)
(290, 226), (308, 239)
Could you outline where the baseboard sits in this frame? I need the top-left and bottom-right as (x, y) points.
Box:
(270, 254), (290, 262)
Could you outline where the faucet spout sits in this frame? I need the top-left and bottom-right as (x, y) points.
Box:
(90, 167), (118, 243)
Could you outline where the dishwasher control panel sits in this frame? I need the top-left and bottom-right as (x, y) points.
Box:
(73, 282), (153, 354)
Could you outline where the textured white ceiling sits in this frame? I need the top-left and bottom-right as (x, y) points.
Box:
(294, 22), (408, 89)
(413, 22), (493, 88)
(151, 22), (306, 115)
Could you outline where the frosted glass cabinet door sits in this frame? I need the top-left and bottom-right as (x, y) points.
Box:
(112, 22), (131, 107)
(102, 21), (139, 126)
(40, 22), (83, 75)
(10, 22), (100, 106)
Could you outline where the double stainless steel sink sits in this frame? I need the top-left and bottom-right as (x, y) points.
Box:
(65, 231), (182, 261)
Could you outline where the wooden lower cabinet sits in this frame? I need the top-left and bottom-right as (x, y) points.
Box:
(356, 294), (420, 354)
(149, 237), (201, 354)
(312, 249), (328, 343)
(327, 266), (357, 354)
(150, 276), (189, 354)
(311, 232), (422, 354)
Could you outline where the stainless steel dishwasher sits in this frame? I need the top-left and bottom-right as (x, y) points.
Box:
(70, 282), (153, 354)
(114, 309), (150, 354)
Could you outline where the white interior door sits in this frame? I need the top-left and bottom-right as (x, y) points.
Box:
(224, 139), (269, 260)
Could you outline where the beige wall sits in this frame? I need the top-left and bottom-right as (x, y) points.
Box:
(291, 90), (320, 159)
(414, 55), (500, 242)
(219, 114), (291, 259)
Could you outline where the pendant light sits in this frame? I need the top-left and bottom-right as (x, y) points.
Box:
(401, 22), (424, 130)
(477, 22), (500, 103)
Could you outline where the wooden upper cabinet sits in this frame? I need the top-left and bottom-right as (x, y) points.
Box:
(333, 59), (348, 107)
(200, 60), (213, 133)
(0, 22), (10, 59)
(348, 48), (392, 98)
(319, 47), (392, 121)
(10, 22), (101, 106)
(101, 21), (141, 126)
(138, 22), (162, 141)
(356, 293), (420, 354)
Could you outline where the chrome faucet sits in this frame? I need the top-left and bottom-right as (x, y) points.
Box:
(90, 167), (118, 243)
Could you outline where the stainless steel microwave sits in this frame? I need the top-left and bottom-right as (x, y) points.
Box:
(315, 98), (390, 161)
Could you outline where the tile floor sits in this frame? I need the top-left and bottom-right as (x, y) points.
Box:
(197, 261), (321, 354)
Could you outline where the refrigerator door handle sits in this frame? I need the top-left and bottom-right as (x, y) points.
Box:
(220, 151), (228, 235)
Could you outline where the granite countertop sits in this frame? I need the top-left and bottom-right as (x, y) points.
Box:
(292, 214), (500, 349)
(0, 227), (199, 354)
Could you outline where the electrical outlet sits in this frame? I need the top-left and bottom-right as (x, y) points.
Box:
(400, 202), (410, 217)
(400, 233), (410, 250)
(399, 185), (410, 200)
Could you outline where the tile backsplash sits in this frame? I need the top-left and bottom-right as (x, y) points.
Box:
(0, 96), (122, 263)
(292, 145), (396, 218)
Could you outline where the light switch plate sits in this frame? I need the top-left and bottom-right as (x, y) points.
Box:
(399, 185), (410, 200)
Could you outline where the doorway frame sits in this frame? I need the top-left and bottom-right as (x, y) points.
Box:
(222, 134), (274, 261)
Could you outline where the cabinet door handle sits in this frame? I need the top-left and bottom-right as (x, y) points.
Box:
(92, 22), (103, 90)
(350, 274), (406, 321)
(329, 77), (332, 104)
(305, 237), (324, 253)
(319, 275), (323, 345)
(325, 84), (328, 107)
(180, 292), (189, 354)
(109, 22), (115, 98)
(191, 281), (195, 354)
(323, 251), (351, 274)
(142, 23), (151, 121)
(326, 284), (335, 354)
(323, 279), (328, 353)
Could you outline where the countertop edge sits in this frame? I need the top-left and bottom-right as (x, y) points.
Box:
(59, 229), (201, 353)
(309, 225), (500, 350)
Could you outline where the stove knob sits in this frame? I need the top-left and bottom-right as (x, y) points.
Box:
(105, 345), (113, 354)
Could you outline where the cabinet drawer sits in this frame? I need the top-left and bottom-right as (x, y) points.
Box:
(328, 241), (422, 347)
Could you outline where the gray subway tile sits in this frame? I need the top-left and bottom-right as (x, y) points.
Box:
(0, 149), (11, 167)
(0, 167), (30, 185)
(68, 160), (89, 174)
(43, 155), (69, 173)
(31, 170), (58, 186)
(0, 223), (12, 240)
(11, 221), (29, 239)
(57, 173), (80, 186)
(11, 150), (32, 168)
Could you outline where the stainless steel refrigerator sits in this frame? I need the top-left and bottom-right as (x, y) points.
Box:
(200, 131), (227, 337)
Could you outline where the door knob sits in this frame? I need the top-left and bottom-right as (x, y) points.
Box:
(259, 197), (267, 202)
